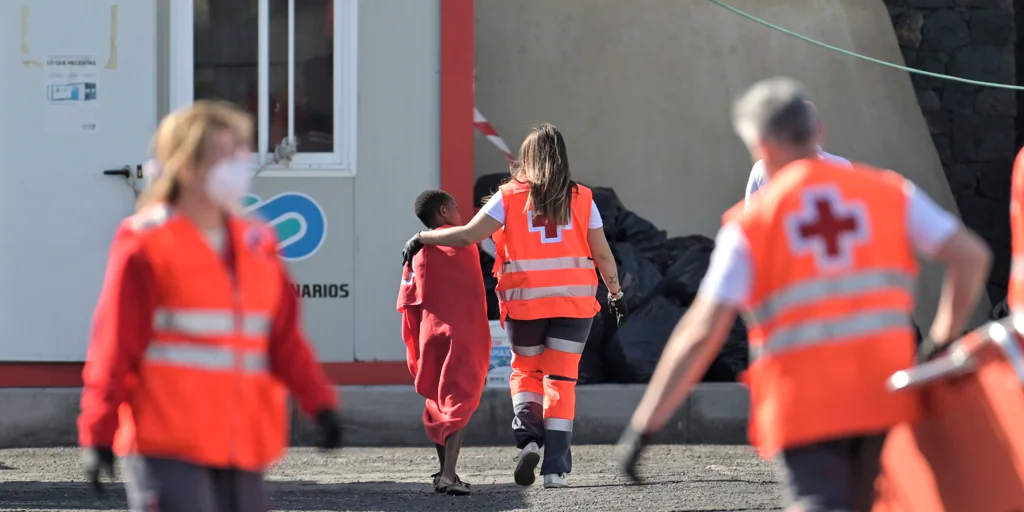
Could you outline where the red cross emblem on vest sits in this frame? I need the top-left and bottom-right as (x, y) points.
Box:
(784, 185), (869, 271)
(528, 211), (572, 243)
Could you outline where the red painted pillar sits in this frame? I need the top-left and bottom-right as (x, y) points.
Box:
(439, 0), (475, 214)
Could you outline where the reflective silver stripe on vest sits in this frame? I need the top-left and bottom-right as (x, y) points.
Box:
(750, 309), (911, 362)
(498, 285), (598, 302)
(749, 270), (915, 326)
(154, 308), (271, 338)
(144, 341), (268, 373)
(503, 257), (595, 273)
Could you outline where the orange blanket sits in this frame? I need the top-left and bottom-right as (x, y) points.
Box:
(397, 238), (491, 445)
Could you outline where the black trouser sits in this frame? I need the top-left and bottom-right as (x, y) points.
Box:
(123, 456), (270, 512)
(506, 316), (593, 476)
(779, 432), (888, 512)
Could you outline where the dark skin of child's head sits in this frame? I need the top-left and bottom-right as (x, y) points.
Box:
(414, 190), (463, 229)
(428, 198), (462, 229)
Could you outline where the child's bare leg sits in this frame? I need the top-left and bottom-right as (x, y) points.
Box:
(434, 443), (446, 473)
(440, 429), (465, 485)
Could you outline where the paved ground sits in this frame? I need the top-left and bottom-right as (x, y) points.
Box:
(0, 445), (783, 511)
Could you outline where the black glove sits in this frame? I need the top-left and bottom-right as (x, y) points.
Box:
(616, 423), (654, 484)
(81, 447), (115, 494)
(917, 337), (951, 365)
(402, 233), (424, 266)
(315, 409), (343, 450)
(609, 293), (629, 326)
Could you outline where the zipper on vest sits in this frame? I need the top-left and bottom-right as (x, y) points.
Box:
(230, 275), (242, 468)
(221, 230), (242, 469)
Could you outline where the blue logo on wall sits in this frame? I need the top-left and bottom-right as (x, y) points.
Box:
(242, 192), (327, 261)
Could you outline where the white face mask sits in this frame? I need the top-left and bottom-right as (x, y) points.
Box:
(205, 156), (252, 209)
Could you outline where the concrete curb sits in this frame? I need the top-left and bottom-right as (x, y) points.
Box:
(0, 384), (750, 448)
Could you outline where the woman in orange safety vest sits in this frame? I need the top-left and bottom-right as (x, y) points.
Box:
(77, 101), (342, 512)
(401, 123), (627, 488)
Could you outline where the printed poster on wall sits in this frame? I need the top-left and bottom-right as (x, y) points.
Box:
(44, 55), (100, 133)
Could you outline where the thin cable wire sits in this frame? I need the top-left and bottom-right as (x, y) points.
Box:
(708, 0), (1024, 90)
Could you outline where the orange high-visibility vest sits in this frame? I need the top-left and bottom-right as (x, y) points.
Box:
(1009, 148), (1024, 313)
(492, 181), (600, 324)
(113, 204), (288, 471)
(725, 159), (922, 458)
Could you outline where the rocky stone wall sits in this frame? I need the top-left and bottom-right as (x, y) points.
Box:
(885, 0), (1016, 305)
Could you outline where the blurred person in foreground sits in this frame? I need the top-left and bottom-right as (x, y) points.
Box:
(397, 189), (491, 495)
(1009, 147), (1024, 314)
(401, 123), (627, 488)
(618, 77), (990, 511)
(744, 100), (851, 210)
(77, 101), (342, 512)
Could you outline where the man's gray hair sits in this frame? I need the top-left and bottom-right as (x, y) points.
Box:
(731, 77), (817, 149)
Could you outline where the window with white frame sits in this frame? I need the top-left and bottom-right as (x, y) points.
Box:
(189, 0), (356, 173)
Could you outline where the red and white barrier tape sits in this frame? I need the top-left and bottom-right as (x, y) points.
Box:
(474, 107), (515, 163)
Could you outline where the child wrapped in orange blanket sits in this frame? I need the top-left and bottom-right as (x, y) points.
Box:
(397, 190), (491, 495)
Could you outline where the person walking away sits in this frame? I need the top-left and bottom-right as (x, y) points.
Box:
(401, 123), (628, 488)
(1009, 147), (1024, 315)
(744, 100), (851, 210)
(398, 189), (491, 495)
(78, 101), (343, 512)
(617, 77), (991, 511)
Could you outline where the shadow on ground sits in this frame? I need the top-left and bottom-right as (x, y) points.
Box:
(0, 481), (529, 511)
(270, 480), (527, 511)
(0, 481), (126, 510)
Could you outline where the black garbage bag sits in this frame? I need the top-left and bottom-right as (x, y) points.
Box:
(478, 248), (500, 320)
(474, 173), (508, 208)
(611, 242), (663, 310)
(701, 317), (749, 382)
(617, 210), (668, 253)
(592, 187), (625, 241)
(578, 312), (607, 385)
(603, 295), (685, 383)
(663, 235), (716, 307)
(665, 235), (715, 256)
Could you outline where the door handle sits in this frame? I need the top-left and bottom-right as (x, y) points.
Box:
(103, 166), (131, 178)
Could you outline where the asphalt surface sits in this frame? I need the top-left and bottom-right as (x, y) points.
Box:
(0, 445), (783, 511)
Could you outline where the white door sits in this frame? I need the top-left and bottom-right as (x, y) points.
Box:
(0, 0), (156, 360)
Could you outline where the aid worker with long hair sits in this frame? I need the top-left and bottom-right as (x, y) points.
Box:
(401, 123), (627, 489)
(616, 78), (991, 511)
(77, 101), (343, 512)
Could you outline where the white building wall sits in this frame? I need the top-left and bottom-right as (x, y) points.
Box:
(0, 0), (438, 362)
(351, 0), (440, 361)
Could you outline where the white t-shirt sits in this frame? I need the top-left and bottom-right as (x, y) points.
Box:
(480, 193), (604, 229)
(745, 149), (852, 210)
(700, 181), (960, 307)
(203, 229), (226, 256)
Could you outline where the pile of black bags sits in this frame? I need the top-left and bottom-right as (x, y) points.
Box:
(476, 180), (749, 385)
(582, 187), (748, 384)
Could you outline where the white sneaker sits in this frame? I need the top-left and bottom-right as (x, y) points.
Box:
(543, 473), (568, 488)
(513, 442), (541, 486)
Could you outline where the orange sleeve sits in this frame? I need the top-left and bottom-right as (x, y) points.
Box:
(78, 225), (157, 448)
(268, 263), (338, 417)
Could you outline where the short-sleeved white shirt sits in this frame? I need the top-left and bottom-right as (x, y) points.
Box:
(745, 149), (852, 210)
(700, 181), (960, 307)
(480, 193), (604, 229)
